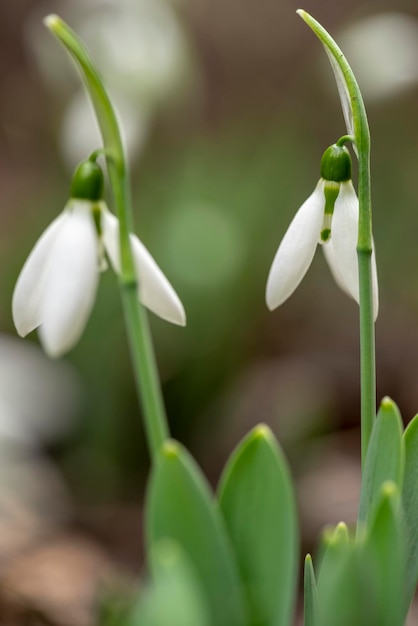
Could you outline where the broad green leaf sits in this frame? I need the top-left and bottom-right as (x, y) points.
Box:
(146, 440), (247, 626)
(402, 412), (418, 606)
(217, 425), (298, 626)
(365, 483), (404, 626)
(304, 554), (319, 626)
(358, 397), (404, 526)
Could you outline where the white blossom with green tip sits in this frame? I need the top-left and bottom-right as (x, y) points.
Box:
(12, 160), (185, 358)
(266, 143), (378, 319)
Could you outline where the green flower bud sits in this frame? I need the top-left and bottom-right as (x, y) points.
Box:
(70, 159), (104, 201)
(320, 144), (352, 182)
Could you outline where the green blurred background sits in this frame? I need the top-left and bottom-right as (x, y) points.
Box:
(0, 0), (418, 612)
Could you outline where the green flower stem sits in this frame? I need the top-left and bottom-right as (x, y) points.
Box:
(45, 15), (169, 460)
(357, 150), (376, 468)
(297, 10), (376, 469)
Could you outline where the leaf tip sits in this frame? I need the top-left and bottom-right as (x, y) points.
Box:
(381, 480), (397, 498)
(305, 553), (313, 566)
(253, 423), (273, 441)
(162, 439), (181, 460)
(332, 521), (350, 545)
(296, 9), (310, 24)
(381, 396), (396, 411)
(44, 14), (61, 31)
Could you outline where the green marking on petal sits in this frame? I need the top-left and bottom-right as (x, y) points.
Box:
(323, 181), (340, 215)
(321, 228), (331, 242)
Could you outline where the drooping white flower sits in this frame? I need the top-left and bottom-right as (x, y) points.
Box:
(266, 143), (379, 319)
(12, 160), (186, 358)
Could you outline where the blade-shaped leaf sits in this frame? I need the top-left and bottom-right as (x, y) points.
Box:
(402, 412), (418, 607)
(146, 440), (247, 626)
(317, 522), (349, 599)
(357, 397), (404, 526)
(365, 482), (404, 626)
(318, 524), (378, 626)
(304, 554), (319, 626)
(217, 425), (298, 626)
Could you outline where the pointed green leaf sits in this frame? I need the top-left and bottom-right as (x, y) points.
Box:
(402, 412), (418, 606)
(318, 525), (379, 626)
(217, 425), (298, 626)
(317, 522), (350, 599)
(146, 440), (247, 626)
(304, 555), (319, 626)
(320, 549), (378, 626)
(365, 482), (405, 626)
(358, 397), (404, 526)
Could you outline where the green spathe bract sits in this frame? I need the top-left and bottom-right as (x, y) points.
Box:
(217, 425), (298, 626)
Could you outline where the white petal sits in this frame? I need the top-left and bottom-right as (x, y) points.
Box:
(266, 180), (325, 310)
(39, 202), (99, 357)
(12, 212), (69, 337)
(329, 181), (379, 320)
(102, 209), (186, 326)
(322, 240), (351, 298)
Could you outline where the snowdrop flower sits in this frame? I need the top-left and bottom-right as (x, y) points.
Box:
(266, 143), (378, 319)
(13, 159), (186, 358)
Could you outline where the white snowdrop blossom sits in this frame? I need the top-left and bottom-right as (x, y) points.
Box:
(12, 160), (186, 358)
(266, 144), (378, 319)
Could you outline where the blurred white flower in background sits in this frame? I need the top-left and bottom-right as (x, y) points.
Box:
(334, 13), (418, 102)
(0, 334), (79, 444)
(26, 0), (199, 166)
(59, 90), (151, 167)
(0, 334), (80, 558)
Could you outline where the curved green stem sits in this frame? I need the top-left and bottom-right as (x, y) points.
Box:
(45, 14), (169, 460)
(297, 10), (376, 469)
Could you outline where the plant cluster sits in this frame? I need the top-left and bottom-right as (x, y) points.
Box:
(12, 9), (418, 626)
